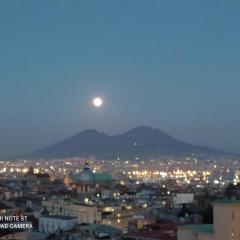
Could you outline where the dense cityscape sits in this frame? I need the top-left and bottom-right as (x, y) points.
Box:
(0, 154), (240, 240)
(1, 1), (240, 240)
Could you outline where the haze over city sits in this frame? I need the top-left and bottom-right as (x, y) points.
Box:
(0, 1), (240, 157)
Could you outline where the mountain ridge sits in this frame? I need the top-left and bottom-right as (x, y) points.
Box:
(14, 126), (236, 160)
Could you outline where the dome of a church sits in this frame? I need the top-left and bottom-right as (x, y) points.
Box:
(78, 163), (95, 182)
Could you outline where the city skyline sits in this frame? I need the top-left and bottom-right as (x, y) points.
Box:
(1, 1), (240, 156)
(1, 2), (240, 240)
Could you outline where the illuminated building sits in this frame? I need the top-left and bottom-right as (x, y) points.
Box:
(64, 161), (114, 194)
(42, 200), (102, 224)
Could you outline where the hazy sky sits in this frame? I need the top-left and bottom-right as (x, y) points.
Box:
(0, 1), (240, 157)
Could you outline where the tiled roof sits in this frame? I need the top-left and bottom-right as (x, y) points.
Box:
(214, 199), (240, 205)
(95, 173), (114, 181)
(69, 173), (114, 182)
(179, 224), (214, 234)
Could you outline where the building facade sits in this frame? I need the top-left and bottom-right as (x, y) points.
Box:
(42, 200), (102, 224)
(64, 162), (114, 194)
(39, 215), (78, 234)
(178, 200), (240, 240)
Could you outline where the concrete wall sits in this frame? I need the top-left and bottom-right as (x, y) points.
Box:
(214, 203), (240, 240)
(173, 193), (194, 207)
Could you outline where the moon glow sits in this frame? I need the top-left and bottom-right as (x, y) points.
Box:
(93, 97), (103, 108)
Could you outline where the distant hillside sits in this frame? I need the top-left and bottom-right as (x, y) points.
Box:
(16, 126), (235, 160)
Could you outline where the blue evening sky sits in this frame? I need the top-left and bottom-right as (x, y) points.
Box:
(0, 1), (239, 156)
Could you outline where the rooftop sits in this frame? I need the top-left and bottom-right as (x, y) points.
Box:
(40, 215), (78, 220)
(69, 172), (114, 183)
(179, 224), (214, 234)
(214, 199), (240, 205)
(125, 223), (177, 240)
(95, 173), (114, 181)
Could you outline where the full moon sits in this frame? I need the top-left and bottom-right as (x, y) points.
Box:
(93, 97), (103, 107)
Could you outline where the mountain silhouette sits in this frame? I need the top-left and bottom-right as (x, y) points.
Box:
(17, 126), (234, 160)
